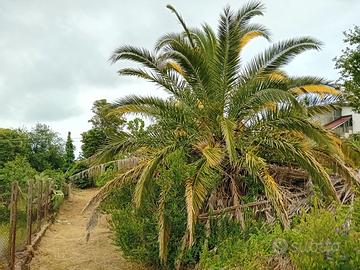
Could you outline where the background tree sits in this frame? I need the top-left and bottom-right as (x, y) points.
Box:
(65, 131), (75, 169)
(27, 123), (65, 171)
(81, 129), (106, 159)
(81, 99), (126, 158)
(335, 25), (360, 111)
(89, 99), (126, 133)
(0, 128), (29, 167)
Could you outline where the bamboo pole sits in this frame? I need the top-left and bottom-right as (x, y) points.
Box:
(8, 181), (18, 270)
(26, 180), (33, 246)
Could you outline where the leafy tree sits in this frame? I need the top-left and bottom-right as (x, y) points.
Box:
(335, 26), (360, 111)
(0, 156), (37, 202)
(81, 99), (126, 158)
(88, 2), (359, 266)
(127, 118), (145, 136)
(0, 128), (29, 167)
(27, 123), (65, 171)
(65, 131), (75, 168)
(81, 128), (106, 159)
(89, 99), (126, 133)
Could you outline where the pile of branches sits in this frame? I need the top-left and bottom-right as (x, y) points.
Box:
(199, 165), (356, 225)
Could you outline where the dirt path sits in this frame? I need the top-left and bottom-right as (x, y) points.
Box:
(30, 188), (143, 270)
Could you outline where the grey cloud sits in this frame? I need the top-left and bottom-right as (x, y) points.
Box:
(0, 0), (359, 128)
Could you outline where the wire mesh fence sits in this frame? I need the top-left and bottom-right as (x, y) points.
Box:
(0, 179), (61, 269)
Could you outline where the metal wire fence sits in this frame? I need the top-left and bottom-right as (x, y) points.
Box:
(0, 179), (59, 269)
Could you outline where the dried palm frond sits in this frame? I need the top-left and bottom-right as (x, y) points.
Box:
(82, 164), (143, 213)
(69, 157), (139, 181)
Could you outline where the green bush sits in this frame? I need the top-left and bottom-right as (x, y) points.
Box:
(104, 150), (205, 269)
(42, 169), (65, 190)
(199, 221), (283, 270)
(286, 204), (360, 270)
(0, 156), (37, 202)
(104, 182), (160, 267)
(95, 165), (117, 187)
(199, 202), (360, 270)
(0, 203), (9, 223)
(51, 190), (65, 210)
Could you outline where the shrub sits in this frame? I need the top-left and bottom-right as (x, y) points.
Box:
(199, 221), (283, 270)
(286, 204), (360, 269)
(199, 201), (360, 270)
(51, 190), (65, 210)
(0, 203), (9, 223)
(94, 165), (117, 187)
(42, 169), (65, 188)
(104, 150), (204, 269)
(0, 156), (37, 202)
(104, 182), (160, 267)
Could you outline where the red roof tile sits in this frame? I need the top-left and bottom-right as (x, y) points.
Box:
(324, 115), (352, 130)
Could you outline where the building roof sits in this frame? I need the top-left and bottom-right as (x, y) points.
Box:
(324, 115), (352, 130)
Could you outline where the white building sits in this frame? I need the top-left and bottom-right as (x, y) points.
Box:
(315, 106), (360, 138)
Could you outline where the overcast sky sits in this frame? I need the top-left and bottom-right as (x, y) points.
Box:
(0, 0), (359, 154)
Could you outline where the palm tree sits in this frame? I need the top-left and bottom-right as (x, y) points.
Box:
(84, 1), (359, 264)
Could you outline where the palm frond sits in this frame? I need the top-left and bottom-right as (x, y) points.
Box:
(82, 164), (143, 213)
(289, 148), (339, 201)
(242, 37), (322, 79)
(314, 149), (360, 189)
(235, 1), (265, 25)
(110, 46), (159, 68)
(134, 145), (174, 208)
(213, 7), (242, 98)
(185, 177), (195, 246)
(243, 152), (289, 228)
(166, 5), (195, 48)
(70, 158), (139, 181)
(195, 141), (223, 167)
(185, 160), (218, 247)
(220, 118), (237, 164)
(158, 183), (171, 263)
(290, 84), (340, 96)
(239, 23), (271, 49)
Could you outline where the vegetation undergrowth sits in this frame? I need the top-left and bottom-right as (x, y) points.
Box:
(200, 200), (360, 270)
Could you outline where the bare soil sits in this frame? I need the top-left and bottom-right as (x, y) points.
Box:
(30, 188), (145, 270)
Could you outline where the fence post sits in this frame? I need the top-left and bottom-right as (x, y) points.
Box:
(36, 180), (43, 229)
(44, 180), (49, 221)
(68, 182), (72, 198)
(26, 180), (33, 246)
(8, 181), (18, 270)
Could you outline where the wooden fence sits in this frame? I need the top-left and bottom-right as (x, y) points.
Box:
(0, 179), (62, 270)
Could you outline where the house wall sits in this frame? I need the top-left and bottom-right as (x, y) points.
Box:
(343, 107), (360, 134)
(313, 111), (334, 125)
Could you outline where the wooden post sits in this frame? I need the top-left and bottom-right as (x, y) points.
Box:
(8, 181), (18, 270)
(26, 180), (33, 246)
(44, 180), (49, 221)
(68, 182), (72, 198)
(36, 180), (43, 229)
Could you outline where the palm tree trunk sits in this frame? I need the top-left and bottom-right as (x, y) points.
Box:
(230, 176), (245, 229)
